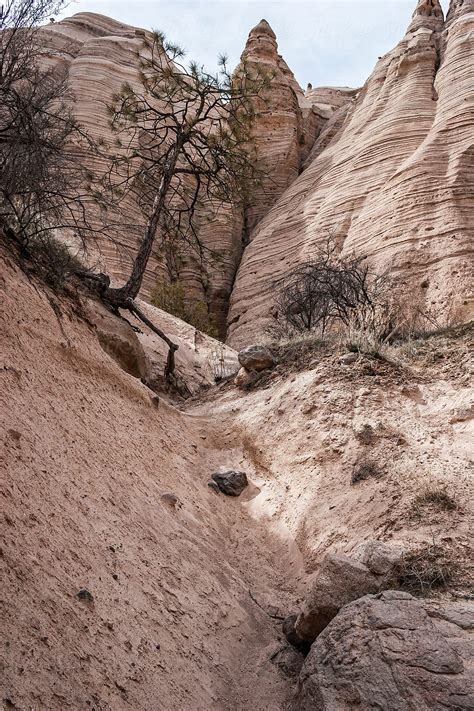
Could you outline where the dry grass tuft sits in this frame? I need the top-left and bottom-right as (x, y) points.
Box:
(395, 545), (455, 594)
(351, 459), (382, 485)
(410, 486), (458, 519)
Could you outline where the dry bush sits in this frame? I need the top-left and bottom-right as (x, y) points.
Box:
(396, 545), (454, 594)
(351, 459), (382, 485)
(273, 237), (388, 338)
(270, 236), (468, 360)
(410, 486), (458, 519)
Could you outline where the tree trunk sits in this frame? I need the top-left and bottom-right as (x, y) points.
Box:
(107, 143), (181, 304)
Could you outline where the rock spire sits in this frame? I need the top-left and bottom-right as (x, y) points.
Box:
(407, 0), (444, 31)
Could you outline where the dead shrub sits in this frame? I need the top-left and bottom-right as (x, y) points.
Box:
(207, 345), (237, 383)
(351, 459), (382, 485)
(396, 545), (454, 594)
(410, 486), (458, 519)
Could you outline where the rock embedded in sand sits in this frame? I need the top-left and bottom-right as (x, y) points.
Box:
(211, 471), (249, 497)
(234, 367), (259, 388)
(297, 590), (474, 710)
(295, 553), (380, 642)
(77, 589), (94, 603)
(238, 345), (275, 372)
(357, 540), (405, 577)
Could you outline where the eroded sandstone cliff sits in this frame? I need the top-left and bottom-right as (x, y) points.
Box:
(227, 0), (474, 346)
(38, 13), (350, 337)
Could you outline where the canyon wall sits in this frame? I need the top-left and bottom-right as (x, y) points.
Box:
(227, 0), (474, 346)
(39, 14), (342, 336)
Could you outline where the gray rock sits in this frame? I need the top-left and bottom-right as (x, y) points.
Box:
(357, 540), (405, 577)
(295, 553), (380, 642)
(238, 345), (275, 372)
(77, 589), (94, 603)
(160, 493), (181, 509)
(297, 591), (474, 710)
(211, 471), (248, 497)
(272, 645), (306, 678)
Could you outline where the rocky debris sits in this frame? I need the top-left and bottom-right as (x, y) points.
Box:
(339, 352), (359, 365)
(357, 540), (405, 577)
(271, 645), (306, 678)
(282, 614), (311, 654)
(297, 590), (474, 710)
(238, 345), (275, 372)
(77, 589), (94, 603)
(295, 554), (380, 642)
(211, 471), (248, 497)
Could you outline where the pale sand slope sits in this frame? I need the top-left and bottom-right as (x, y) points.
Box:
(189, 336), (473, 579)
(0, 254), (303, 711)
(1, 254), (472, 709)
(228, 0), (474, 347)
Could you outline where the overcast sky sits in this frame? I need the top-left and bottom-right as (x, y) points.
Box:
(59, 0), (450, 88)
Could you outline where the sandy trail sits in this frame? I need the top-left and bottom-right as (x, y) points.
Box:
(1, 254), (306, 710)
(2, 253), (472, 709)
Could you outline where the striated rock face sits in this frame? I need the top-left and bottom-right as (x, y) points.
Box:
(227, 0), (474, 346)
(38, 14), (246, 337)
(238, 21), (354, 235)
(37, 14), (346, 338)
(297, 591), (474, 710)
(237, 20), (303, 234)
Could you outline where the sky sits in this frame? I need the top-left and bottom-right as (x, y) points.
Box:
(58, 0), (451, 88)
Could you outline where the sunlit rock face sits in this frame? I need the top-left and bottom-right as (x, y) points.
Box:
(227, 0), (474, 347)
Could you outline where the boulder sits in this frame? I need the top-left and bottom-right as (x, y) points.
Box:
(297, 590), (474, 710)
(295, 553), (380, 642)
(211, 471), (248, 497)
(357, 540), (405, 577)
(238, 345), (275, 372)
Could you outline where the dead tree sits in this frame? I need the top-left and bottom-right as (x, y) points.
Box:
(1, 0), (106, 276)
